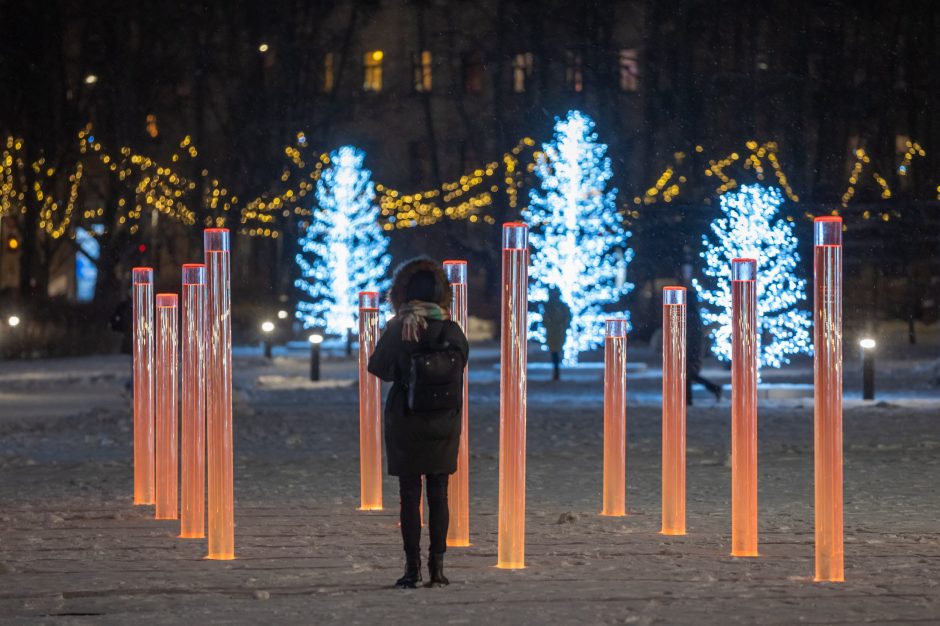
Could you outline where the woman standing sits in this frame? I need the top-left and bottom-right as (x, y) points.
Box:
(368, 258), (469, 589)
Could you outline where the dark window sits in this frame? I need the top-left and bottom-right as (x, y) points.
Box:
(618, 48), (639, 92)
(413, 50), (432, 92)
(512, 52), (533, 93)
(462, 51), (484, 93)
(565, 50), (583, 92)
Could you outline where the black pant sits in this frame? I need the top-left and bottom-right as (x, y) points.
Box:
(399, 473), (449, 559)
(687, 373), (721, 405)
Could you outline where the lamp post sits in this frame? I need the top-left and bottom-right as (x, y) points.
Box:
(260, 320), (275, 358)
(860, 338), (876, 400)
(309, 333), (323, 381)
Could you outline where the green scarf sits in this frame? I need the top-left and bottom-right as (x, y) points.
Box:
(399, 300), (447, 342)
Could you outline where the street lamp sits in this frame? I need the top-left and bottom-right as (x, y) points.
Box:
(309, 333), (323, 381)
(277, 310), (288, 320)
(7, 315), (20, 328)
(859, 338), (876, 400)
(261, 320), (275, 359)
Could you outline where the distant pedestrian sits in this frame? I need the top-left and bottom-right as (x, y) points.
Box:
(686, 287), (722, 405)
(542, 287), (571, 381)
(368, 258), (469, 589)
(110, 296), (133, 355)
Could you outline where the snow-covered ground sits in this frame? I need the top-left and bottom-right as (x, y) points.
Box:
(0, 322), (938, 623)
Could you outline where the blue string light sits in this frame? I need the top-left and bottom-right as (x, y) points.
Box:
(294, 146), (391, 334)
(524, 110), (634, 364)
(693, 184), (812, 369)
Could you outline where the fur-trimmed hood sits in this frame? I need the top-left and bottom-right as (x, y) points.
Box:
(388, 257), (450, 312)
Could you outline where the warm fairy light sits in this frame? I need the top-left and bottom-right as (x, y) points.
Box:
(84, 74), (98, 85)
(258, 43), (269, 53)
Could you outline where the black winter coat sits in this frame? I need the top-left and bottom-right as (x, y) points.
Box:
(367, 317), (469, 476)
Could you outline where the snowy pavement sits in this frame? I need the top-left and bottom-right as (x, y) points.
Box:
(1, 331), (939, 624)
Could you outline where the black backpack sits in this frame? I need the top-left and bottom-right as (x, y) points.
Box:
(407, 322), (465, 414)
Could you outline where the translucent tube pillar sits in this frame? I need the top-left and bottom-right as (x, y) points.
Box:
(205, 228), (234, 560)
(358, 291), (382, 511)
(602, 319), (628, 517)
(731, 258), (758, 556)
(132, 267), (155, 505)
(498, 223), (528, 569)
(814, 216), (844, 582)
(180, 264), (206, 538)
(155, 293), (179, 520)
(444, 260), (470, 546)
(661, 287), (686, 536)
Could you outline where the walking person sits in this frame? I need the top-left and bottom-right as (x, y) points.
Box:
(542, 287), (571, 381)
(368, 258), (469, 589)
(686, 286), (722, 405)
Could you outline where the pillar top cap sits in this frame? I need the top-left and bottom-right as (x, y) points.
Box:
(814, 216), (842, 246)
(663, 286), (687, 305)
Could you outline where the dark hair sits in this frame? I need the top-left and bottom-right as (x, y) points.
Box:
(388, 257), (450, 312)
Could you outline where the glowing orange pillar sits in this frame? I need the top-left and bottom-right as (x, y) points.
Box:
(132, 267), (155, 505)
(602, 319), (628, 517)
(180, 264), (206, 538)
(661, 287), (686, 536)
(358, 291), (382, 511)
(205, 228), (234, 560)
(731, 258), (758, 556)
(814, 216), (844, 582)
(498, 222), (528, 569)
(444, 260), (470, 546)
(155, 293), (179, 520)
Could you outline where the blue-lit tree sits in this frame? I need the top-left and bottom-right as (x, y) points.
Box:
(523, 110), (633, 363)
(693, 184), (811, 369)
(295, 146), (390, 334)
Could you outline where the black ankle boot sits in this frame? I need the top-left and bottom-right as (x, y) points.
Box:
(426, 553), (449, 587)
(395, 555), (422, 589)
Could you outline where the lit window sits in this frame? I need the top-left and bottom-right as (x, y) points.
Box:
(413, 50), (432, 92)
(323, 52), (335, 93)
(145, 114), (159, 138)
(363, 50), (383, 92)
(462, 51), (484, 93)
(565, 50), (583, 92)
(512, 52), (533, 93)
(619, 49), (639, 92)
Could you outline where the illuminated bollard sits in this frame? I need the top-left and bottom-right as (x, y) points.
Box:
(602, 319), (628, 517)
(444, 260), (470, 546)
(155, 293), (179, 520)
(498, 222), (528, 569)
(814, 216), (844, 582)
(309, 333), (323, 381)
(859, 338), (876, 400)
(205, 228), (234, 560)
(661, 287), (687, 536)
(731, 258), (758, 556)
(132, 267), (155, 505)
(180, 264), (206, 538)
(358, 291), (383, 511)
